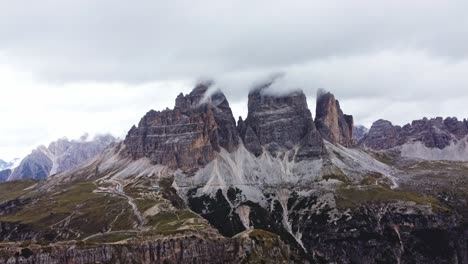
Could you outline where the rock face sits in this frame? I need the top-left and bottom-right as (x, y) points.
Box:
(315, 89), (354, 147)
(9, 146), (53, 181)
(0, 230), (298, 264)
(353, 125), (369, 142)
(0, 169), (11, 182)
(125, 82), (239, 173)
(238, 84), (324, 159)
(361, 117), (468, 151)
(8, 135), (115, 181)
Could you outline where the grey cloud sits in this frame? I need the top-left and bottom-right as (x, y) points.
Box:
(2, 0), (468, 159)
(1, 0), (468, 83)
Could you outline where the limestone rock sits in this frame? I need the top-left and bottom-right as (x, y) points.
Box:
(124, 82), (239, 172)
(361, 117), (468, 151)
(238, 83), (323, 160)
(315, 89), (354, 146)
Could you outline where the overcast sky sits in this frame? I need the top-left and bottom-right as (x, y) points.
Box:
(1, 0), (468, 160)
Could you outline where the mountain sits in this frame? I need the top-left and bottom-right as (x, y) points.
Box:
(360, 117), (468, 161)
(353, 125), (369, 142)
(0, 84), (465, 264)
(238, 82), (324, 159)
(8, 134), (116, 181)
(315, 89), (354, 147)
(0, 158), (19, 171)
(0, 159), (16, 182)
(0, 169), (10, 182)
(125, 82), (239, 174)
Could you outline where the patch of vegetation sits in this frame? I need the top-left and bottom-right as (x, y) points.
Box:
(322, 166), (350, 183)
(241, 229), (291, 264)
(159, 177), (174, 189)
(134, 198), (163, 213)
(370, 151), (396, 165)
(360, 172), (393, 188)
(87, 232), (135, 243)
(0, 180), (38, 203)
(0, 181), (134, 238)
(122, 185), (164, 213)
(147, 210), (202, 233)
(248, 229), (278, 239)
(323, 173), (349, 183)
(335, 186), (446, 211)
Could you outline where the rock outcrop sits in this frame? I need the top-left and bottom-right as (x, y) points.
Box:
(361, 117), (468, 150)
(315, 89), (354, 147)
(0, 230), (299, 264)
(8, 135), (115, 181)
(125, 82), (239, 173)
(238, 84), (324, 160)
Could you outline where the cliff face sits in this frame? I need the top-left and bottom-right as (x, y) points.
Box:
(361, 117), (468, 151)
(0, 230), (299, 264)
(315, 89), (354, 147)
(238, 85), (324, 160)
(124, 83), (239, 173)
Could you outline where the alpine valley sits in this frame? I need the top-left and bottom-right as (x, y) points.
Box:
(0, 82), (466, 264)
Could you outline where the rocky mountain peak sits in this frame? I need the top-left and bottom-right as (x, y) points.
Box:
(175, 81), (212, 110)
(125, 82), (239, 173)
(361, 117), (468, 155)
(353, 125), (369, 142)
(314, 89), (354, 147)
(239, 84), (323, 159)
(360, 119), (400, 150)
(7, 135), (116, 181)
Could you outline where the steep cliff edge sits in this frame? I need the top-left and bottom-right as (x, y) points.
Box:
(124, 82), (239, 173)
(315, 89), (354, 147)
(238, 83), (324, 160)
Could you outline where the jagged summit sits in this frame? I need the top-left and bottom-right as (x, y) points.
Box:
(239, 84), (324, 160)
(6, 134), (115, 181)
(125, 83), (362, 172)
(315, 89), (354, 147)
(125, 82), (239, 172)
(361, 116), (468, 161)
(175, 81), (213, 109)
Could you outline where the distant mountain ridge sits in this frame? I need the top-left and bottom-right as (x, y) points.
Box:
(353, 125), (369, 142)
(0, 158), (19, 171)
(360, 117), (468, 161)
(6, 134), (116, 181)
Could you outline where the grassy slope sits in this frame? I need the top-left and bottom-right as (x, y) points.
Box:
(0, 181), (134, 237)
